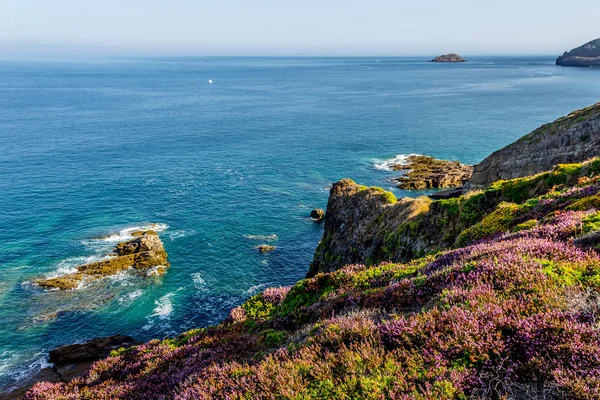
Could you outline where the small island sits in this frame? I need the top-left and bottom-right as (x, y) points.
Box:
(431, 53), (466, 62)
(556, 38), (600, 67)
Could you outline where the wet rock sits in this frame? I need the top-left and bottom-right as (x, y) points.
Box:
(36, 230), (169, 290)
(310, 208), (325, 221)
(390, 155), (473, 190)
(257, 245), (276, 253)
(431, 53), (466, 62)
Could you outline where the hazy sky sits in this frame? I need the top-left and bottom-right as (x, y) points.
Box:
(1, 0), (599, 56)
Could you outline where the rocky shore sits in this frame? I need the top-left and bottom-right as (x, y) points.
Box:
(556, 38), (600, 67)
(1, 336), (136, 400)
(36, 230), (169, 290)
(389, 155), (473, 190)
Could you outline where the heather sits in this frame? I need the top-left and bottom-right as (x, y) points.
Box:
(24, 166), (600, 399)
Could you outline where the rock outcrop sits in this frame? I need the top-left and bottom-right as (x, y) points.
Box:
(468, 103), (600, 188)
(390, 155), (473, 190)
(36, 230), (169, 290)
(308, 179), (431, 276)
(431, 54), (466, 62)
(556, 39), (600, 67)
(309, 208), (325, 221)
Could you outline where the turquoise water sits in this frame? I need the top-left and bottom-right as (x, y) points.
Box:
(1, 56), (599, 388)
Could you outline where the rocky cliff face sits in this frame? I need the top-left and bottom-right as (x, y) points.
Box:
(468, 103), (600, 187)
(310, 158), (600, 276)
(308, 179), (430, 276)
(556, 38), (600, 67)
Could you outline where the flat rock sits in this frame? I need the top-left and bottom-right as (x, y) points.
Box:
(431, 53), (466, 62)
(557, 39), (600, 67)
(391, 155), (473, 190)
(36, 230), (169, 290)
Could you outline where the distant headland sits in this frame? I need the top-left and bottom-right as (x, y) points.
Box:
(556, 38), (600, 67)
(431, 53), (466, 62)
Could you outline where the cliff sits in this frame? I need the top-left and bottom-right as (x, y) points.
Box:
(468, 102), (600, 187)
(556, 39), (600, 67)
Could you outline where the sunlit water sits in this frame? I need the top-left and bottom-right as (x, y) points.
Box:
(1, 56), (599, 388)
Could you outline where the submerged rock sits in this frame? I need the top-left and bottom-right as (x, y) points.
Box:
(36, 230), (169, 290)
(257, 245), (276, 253)
(390, 155), (473, 190)
(556, 39), (600, 67)
(309, 208), (325, 221)
(431, 53), (466, 62)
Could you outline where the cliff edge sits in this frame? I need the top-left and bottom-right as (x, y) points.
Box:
(556, 38), (600, 67)
(468, 102), (600, 187)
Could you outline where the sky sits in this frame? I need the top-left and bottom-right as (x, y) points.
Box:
(1, 0), (599, 56)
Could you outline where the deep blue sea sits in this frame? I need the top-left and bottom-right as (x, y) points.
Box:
(1, 56), (599, 388)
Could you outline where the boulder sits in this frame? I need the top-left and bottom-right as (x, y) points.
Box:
(310, 209), (325, 221)
(431, 54), (466, 62)
(37, 230), (169, 290)
(556, 39), (600, 67)
(390, 155), (473, 190)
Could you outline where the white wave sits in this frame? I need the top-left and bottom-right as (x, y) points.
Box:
(44, 254), (109, 279)
(191, 272), (207, 291)
(88, 223), (168, 244)
(244, 234), (278, 241)
(0, 351), (50, 390)
(372, 154), (421, 171)
(150, 293), (175, 320)
(244, 283), (267, 296)
(118, 289), (144, 304)
(109, 269), (136, 285)
(145, 265), (167, 277)
(166, 229), (195, 241)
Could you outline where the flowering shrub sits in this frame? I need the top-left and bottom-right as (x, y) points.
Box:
(24, 173), (600, 399)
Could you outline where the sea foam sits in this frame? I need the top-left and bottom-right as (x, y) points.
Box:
(372, 154), (420, 171)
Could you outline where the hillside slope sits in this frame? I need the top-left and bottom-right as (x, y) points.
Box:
(23, 164), (600, 399)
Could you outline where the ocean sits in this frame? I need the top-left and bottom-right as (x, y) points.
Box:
(1, 56), (599, 388)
